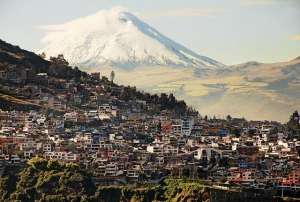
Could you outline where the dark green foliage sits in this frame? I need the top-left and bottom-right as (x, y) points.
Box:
(287, 110), (300, 139)
(0, 175), (17, 201)
(0, 157), (95, 202)
(96, 186), (122, 202)
(231, 127), (241, 137)
(0, 166), (281, 202)
(119, 86), (188, 115)
(41, 194), (66, 202)
(94, 185), (161, 202)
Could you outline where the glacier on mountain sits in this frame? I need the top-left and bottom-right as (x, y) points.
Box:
(39, 7), (225, 70)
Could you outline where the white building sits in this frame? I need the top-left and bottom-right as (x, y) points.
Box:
(181, 117), (194, 136)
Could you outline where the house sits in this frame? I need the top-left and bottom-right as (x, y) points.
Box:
(147, 144), (163, 154)
(172, 124), (181, 135)
(64, 111), (78, 122)
(282, 169), (300, 186)
(105, 163), (118, 176)
(127, 164), (141, 179)
(43, 143), (52, 152)
(181, 117), (194, 136)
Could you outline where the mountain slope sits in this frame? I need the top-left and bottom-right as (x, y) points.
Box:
(0, 39), (88, 80)
(0, 39), (189, 115)
(186, 57), (300, 121)
(0, 39), (50, 72)
(98, 57), (300, 122)
(39, 7), (225, 70)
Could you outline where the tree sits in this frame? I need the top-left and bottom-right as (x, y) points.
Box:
(290, 110), (300, 122)
(110, 70), (115, 83)
(39, 52), (46, 59)
(168, 93), (176, 109)
(50, 54), (69, 66)
(159, 93), (168, 109)
(57, 54), (69, 66)
(7, 158), (96, 201)
(226, 115), (232, 122)
(287, 110), (300, 139)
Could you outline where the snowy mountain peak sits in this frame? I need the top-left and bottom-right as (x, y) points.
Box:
(39, 7), (225, 69)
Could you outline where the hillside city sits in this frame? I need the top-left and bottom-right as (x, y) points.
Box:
(0, 39), (299, 201)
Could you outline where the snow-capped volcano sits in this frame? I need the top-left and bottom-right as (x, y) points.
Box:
(39, 7), (225, 69)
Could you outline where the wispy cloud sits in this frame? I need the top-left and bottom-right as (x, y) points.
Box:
(241, 0), (299, 6)
(142, 8), (226, 18)
(289, 35), (300, 41)
(241, 0), (275, 6)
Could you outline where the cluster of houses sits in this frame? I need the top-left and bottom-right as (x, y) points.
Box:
(1, 109), (299, 186)
(0, 71), (299, 188)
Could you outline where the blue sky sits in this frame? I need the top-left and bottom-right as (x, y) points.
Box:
(0, 0), (299, 64)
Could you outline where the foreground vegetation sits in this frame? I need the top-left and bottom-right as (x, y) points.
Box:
(0, 158), (95, 201)
(1, 158), (293, 202)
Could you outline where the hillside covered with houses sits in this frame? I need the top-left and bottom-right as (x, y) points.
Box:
(0, 39), (299, 201)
